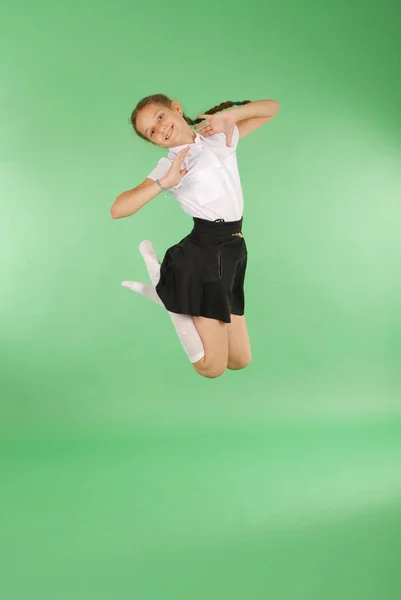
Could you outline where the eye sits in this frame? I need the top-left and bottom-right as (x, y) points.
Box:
(150, 113), (163, 137)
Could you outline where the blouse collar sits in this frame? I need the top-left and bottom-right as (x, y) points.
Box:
(168, 130), (203, 159)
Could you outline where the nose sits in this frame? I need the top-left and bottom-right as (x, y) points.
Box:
(161, 124), (169, 138)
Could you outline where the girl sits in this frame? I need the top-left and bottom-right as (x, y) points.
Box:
(111, 95), (280, 379)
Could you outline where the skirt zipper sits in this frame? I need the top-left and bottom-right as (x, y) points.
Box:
(217, 249), (223, 279)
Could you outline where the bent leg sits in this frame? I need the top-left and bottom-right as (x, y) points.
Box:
(192, 316), (229, 379)
(227, 314), (252, 370)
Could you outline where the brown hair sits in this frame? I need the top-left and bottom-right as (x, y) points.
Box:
(130, 93), (251, 142)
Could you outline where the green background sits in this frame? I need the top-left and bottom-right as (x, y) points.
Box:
(1, 0), (401, 598)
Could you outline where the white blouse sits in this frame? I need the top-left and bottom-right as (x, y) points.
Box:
(146, 124), (244, 222)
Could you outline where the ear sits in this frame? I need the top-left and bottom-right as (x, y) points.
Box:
(171, 100), (181, 113)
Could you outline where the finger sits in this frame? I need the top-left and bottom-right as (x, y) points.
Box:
(195, 122), (209, 131)
(196, 124), (209, 134)
(179, 149), (190, 160)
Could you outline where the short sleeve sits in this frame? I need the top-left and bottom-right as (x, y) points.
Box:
(146, 157), (172, 181)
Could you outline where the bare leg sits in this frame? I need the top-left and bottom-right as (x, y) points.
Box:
(191, 316), (229, 378)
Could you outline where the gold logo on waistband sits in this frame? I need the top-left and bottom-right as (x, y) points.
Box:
(231, 232), (244, 238)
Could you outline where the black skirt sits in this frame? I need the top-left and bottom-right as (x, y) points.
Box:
(155, 217), (247, 323)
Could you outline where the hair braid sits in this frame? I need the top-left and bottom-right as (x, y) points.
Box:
(130, 94), (251, 142)
(183, 99), (252, 126)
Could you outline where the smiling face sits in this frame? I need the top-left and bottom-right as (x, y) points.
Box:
(136, 101), (195, 148)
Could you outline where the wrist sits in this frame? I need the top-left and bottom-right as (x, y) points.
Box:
(226, 107), (241, 123)
(159, 176), (170, 189)
(155, 176), (171, 196)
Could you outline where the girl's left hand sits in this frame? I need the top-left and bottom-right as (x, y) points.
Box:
(194, 112), (236, 146)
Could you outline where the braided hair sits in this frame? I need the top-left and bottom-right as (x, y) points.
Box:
(130, 93), (251, 143)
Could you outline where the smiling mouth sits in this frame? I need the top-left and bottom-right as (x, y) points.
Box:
(165, 125), (173, 140)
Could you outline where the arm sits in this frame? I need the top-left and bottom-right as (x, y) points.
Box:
(110, 175), (170, 219)
(111, 148), (190, 219)
(228, 99), (280, 140)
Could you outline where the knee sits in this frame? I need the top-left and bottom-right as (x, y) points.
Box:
(192, 361), (227, 379)
(227, 354), (252, 371)
(200, 368), (227, 379)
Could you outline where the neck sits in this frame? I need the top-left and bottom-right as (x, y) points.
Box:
(181, 128), (196, 145)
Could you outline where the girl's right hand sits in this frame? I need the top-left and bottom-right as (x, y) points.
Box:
(162, 146), (191, 188)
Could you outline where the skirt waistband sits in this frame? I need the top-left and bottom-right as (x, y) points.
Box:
(190, 217), (244, 244)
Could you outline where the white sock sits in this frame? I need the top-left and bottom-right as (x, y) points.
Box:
(122, 240), (205, 364)
(121, 280), (164, 307)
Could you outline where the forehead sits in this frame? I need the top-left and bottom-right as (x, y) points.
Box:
(137, 104), (166, 133)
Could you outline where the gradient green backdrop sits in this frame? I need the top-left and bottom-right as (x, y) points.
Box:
(1, 0), (401, 598)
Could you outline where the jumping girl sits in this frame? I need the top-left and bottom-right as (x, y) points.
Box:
(110, 95), (280, 379)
